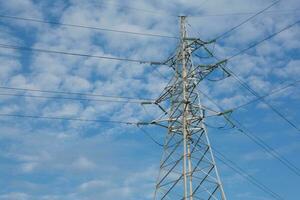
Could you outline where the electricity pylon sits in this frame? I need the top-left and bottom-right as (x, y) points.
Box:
(152, 16), (227, 200)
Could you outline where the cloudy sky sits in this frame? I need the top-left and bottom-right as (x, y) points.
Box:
(0, 0), (299, 199)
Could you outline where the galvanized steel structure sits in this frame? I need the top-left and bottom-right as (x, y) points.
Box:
(152, 16), (227, 200)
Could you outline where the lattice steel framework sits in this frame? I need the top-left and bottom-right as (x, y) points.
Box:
(152, 16), (227, 200)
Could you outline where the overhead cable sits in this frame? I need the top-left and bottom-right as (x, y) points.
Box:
(213, 0), (281, 41)
(231, 80), (300, 111)
(222, 65), (300, 132)
(0, 113), (138, 125)
(0, 93), (151, 104)
(0, 14), (178, 39)
(199, 90), (300, 177)
(201, 19), (300, 132)
(0, 43), (164, 65)
(226, 19), (300, 60)
(189, 8), (300, 18)
(137, 125), (164, 147)
(0, 86), (153, 101)
(213, 150), (284, 200)
(95, 0), (177, 17)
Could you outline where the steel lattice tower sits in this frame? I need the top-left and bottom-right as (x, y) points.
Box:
(152, 16), (227, 200)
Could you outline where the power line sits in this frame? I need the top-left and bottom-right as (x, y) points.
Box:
(201, 19), (300, 132)
(0, 43), (164, 65)
(189, 8), (300, 18)
(213, 0), (281, 41)
(137, 125), (164, 147)
(198, 90), (300, 177)
(0, 93), (150, 104)
(0, 86), (154, 101)
(231, 80), (300, 111)
(96, 1), (300, 19)
(232, 119), (300, 177)
(0, 14), (178, 39)
(1, 7), (296, 42)
(213, 150), (284, 200)
(188, 18), (300, 131)
(0, 113), (138, 125)
(223, 66), (300, 132)
(227, 19), (300, 60)
(52, 0), (300, 19)
(188, 14), (299, 62)
(95, 0), (177, 17)
(99, 0), (286, 19)
(99, 0), (294, 19)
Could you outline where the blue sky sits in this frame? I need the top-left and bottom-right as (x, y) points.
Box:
(0, 0), (299, 199)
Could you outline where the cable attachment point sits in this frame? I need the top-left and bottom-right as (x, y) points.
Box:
(217, 109), (233, 116)
(141, 101), (155, 105)
(150, 61), (164, 65)
(136, 121), (157, 126)
(141, 101), (168, 115)
(217, 109), (236, 129)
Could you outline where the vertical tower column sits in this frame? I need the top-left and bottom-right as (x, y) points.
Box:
(180, 16), (189, 200)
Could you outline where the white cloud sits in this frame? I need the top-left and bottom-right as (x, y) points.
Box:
(61, 76), (91, 92)
(78, 180), (108, 191)
(71, 156), (96, 170)
(21, 162), (39, 173)
(274, 60), (300, 79)
(0, 57), (21, 84)
(1, 0), (40, 17)
(43, 102), (82, 117)
(0, 192), (30, 200)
